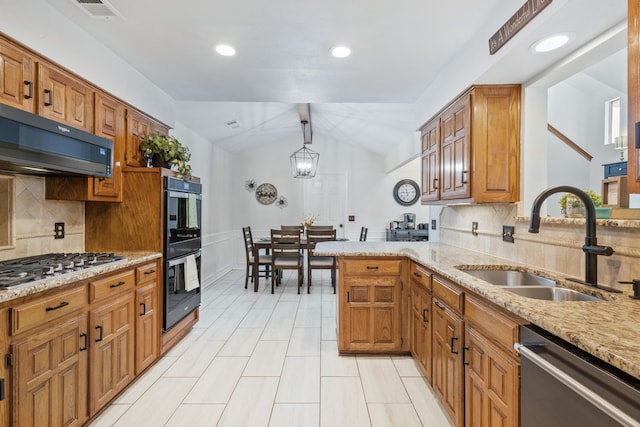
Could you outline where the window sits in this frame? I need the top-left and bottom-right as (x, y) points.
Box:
(605, 97), (621, 145)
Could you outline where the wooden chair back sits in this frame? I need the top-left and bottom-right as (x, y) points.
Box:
(307, 229), (336, 256)
(359, 226), (368, 241)
(271, 228), (302, 259)
(242, 226), (255, 261)
(308, 225), (334, 231)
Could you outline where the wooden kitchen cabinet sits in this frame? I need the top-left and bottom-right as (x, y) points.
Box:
(88, 270), (135, 416)
(464, 295), (521, 427)
(135, 261), (160, 374)
(410, 262), (432, 382)
(11, 311), (88, 427)
(431, 275), (465, 427)
(125, 109), (169, 167)
(338, 257), (408, 353)
(0, 37), (35, 112)
(37, 62), (93, 133)
(45, 91), (126, 202)
(420, 85), (521, 204)
(0, 308), (9, 427)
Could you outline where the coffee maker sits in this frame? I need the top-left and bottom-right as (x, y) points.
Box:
(403, 213), (416, 229)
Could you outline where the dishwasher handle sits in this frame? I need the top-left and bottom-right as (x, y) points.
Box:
(515, 342), (640, 427)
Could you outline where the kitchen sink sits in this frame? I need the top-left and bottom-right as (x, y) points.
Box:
(503, 286), (603, 302)
(458, 268), (556, 287)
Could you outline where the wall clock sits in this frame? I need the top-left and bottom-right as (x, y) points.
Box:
(393, 179), (420, 206)
(255, 183), (278, 205)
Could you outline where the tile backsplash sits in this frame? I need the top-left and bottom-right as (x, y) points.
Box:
(440, 203), (640, 290)
(0, 174), (84, 260)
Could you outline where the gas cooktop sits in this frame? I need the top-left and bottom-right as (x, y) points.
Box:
(0, 252), (126, 288)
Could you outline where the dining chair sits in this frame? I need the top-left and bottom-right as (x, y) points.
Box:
(270, 228), (304, 294)
(306, 229), (337, 293)
(359, 226), (368, 241)
(242, 226), (272, 291)
(308, 225), (334, 230)
(281, 225), (304, 232)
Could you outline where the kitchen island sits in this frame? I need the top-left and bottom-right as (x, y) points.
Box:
(315, 241), (640, 379)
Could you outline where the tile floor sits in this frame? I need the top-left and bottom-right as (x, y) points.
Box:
(89, 270), (453, 427)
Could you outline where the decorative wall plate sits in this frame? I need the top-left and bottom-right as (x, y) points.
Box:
(255, 183), (278, 205)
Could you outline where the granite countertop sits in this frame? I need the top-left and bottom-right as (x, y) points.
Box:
(0, 252), (162, 305)
(315, 241), (640, 380)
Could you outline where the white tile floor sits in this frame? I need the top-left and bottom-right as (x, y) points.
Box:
(89, 270), (453, 427)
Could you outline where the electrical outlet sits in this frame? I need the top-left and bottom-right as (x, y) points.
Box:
(431, 219), (437, 230)
(502, 225), (515, 243)
(54, 222), (65, 239)
(472, 221), (478, 236)
(348, 215), (355, 222)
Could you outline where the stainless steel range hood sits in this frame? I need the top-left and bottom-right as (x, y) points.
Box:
(0, 103), (113, 177)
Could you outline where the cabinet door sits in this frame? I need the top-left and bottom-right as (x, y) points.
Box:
(432, 298), (464, 427)
(421, 119), (440, 202)
(340, 275), (403, 352)
(440, 95), (470, 200)
(411, 284), (432, 381)
(125, 110), (169, 167)
(93, 92), (124, 201)
(89, 292), (134, 416)
(0, 38), (35, 112)
(0, 308), (9, 427)
(37, 62), (93, 132)
(135, 282), (159, 374)
(464, 326), (519, 427)
(12, 313), (88, 427)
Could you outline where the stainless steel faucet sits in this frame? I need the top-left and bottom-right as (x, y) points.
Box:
(528, 186), (614, 286)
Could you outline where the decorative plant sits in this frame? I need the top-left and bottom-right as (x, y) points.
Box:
(301, 213), (317, 227)
(559, 190), (602, 212)
(140, 134), (192, 179)
(276, 195), (288, 209)
(245, 179), (256, 192)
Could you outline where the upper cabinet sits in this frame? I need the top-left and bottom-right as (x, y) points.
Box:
(0, 38), (35, 112)
(37, 61), (93, 133)
(420, 85), (521, 204)
(125, 109), (169, 168)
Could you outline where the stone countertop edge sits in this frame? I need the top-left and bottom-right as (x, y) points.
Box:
(0, 252), (162, 305)
(314, 241), (640, 380)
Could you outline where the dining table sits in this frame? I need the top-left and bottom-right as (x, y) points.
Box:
(252, 237), (347, 291)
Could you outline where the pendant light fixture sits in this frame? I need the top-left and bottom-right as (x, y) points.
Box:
(290, 104), (319, 178)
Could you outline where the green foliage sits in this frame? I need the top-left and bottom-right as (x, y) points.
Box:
(558, 190), (602, 210)
(140, 134), (192, 179)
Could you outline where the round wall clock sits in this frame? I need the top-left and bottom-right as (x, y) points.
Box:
(393, 179), (420, 206)
(255, 183), (278, 205)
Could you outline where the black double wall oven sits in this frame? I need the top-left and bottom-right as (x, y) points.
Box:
(163, 176), (202, 331)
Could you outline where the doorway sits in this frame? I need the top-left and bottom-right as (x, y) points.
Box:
(303, 172), (348, 238)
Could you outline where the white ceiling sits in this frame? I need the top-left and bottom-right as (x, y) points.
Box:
(41, 0), (628, 155)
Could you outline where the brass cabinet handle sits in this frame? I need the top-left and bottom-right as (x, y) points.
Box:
(413, 272), (422, 278)
(462, 346), (469, 365)
(140, 302), (147, 316)
(144, 269), (156, 275)
(433, 178), (439, 190)
(462, 170), (469, 184)
(366, 266), (379, 270)
(434, 300), (446, 310)
(110, 280), (126, 288)
(45, 301), (69, 312)
(95, 325), (103, 342)
(422, 308), (429, 323)
(347, 291), (350, 302)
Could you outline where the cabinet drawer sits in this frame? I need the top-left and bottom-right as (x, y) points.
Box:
(432, 275), (463, 313)
(10, 285), (87, 335)
(136, 262), (158, 285)
(465, 295), (522, 356)
(343, 259), (402, 275)
(89, 269), (135, 303)
(410, 262), (431, 291)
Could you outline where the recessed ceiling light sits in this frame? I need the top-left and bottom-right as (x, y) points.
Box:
(330, 45), (351, 58)
(530, 33), (572, 53)
(215, 44), (236, 57)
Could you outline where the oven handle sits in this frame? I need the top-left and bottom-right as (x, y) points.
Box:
(168, 191), (202, 200)
(168, 250), (201, 267)
(515, 343), (640, 427)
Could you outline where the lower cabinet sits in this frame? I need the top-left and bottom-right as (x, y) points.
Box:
(432, 294), (464, 427)
(338, 257), (407, 353)
(134, 261), (160, 374)
(88, 269), (135, 416)
(410, 262), (432, 381)
(12, 313), (88, 427)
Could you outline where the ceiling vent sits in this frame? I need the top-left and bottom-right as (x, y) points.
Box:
(72, 0), (122, 19)
(225, 120), (241, 129)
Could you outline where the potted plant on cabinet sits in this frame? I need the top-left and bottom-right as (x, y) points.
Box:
(558, 190), (603, 218)
(140, 134), (192, 179)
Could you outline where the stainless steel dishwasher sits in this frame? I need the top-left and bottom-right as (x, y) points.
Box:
(516, 325), (640, 427)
